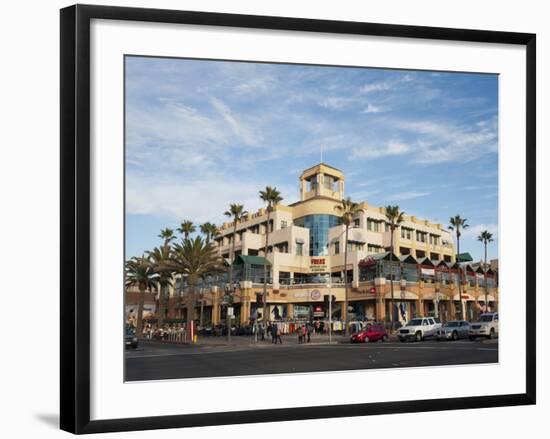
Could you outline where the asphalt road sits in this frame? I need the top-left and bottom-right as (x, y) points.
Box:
(125, 338), (498, 381)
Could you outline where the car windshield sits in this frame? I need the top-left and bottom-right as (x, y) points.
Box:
(478, 315), (493, 322)
(444, 321), (459, 327)
(406, 319), (423, 326)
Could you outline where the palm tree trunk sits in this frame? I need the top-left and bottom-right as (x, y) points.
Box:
(484, 241), (488, 313)
(343, 224), (349, 335)
(158, 284), (166, 327)
(389, 227), (395, 332)
(136, 285), (145, 338)
(263, 211), (270, 324)
(199, 292), (205, 327)
(457, 232), (463, 319)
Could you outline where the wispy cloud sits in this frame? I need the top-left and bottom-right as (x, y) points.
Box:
(350, 140), (412, 160)
(387, 191), (431, 201)
(360, 73), (414, 94)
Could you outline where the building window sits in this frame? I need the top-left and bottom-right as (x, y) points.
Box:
(430, 252), (439, 261)
(401, 228), (412, 240)
(385, 222), (390, 232)
(429, 234), (439, 245)
(281, 220), (288, 229)
(353, 218), (360, 227)
(416, 231), (427, 243)
(367, 218), (380, 232)
(444, 255), (452, 263)
(334, 241), (340, 255)
(294, 214), (339, 256)
(400, 247), (411, 255)
(416, 250), (426, 259)
(296, 242), (303, 256)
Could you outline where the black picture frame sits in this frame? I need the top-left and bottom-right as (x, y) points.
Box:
(60, 4), (536, 434)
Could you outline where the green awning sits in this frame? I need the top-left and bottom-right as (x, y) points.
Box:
(457, 252), (473, 262)
(233, 255), (271, 266)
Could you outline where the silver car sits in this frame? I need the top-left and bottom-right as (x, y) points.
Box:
(435, 320), (470, 341)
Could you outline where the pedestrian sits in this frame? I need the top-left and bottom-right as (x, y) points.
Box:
(277, 325), (283, 344)
(259, 323), (265, 341)
(298, 325), (303, 343)
(306, 323), (311, 343)
(271, 322), (277, 344)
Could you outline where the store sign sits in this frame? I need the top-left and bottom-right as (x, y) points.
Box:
(310, 290), (321, 300)
(359, 256), (376, 267)
(313, 305), (324, 317)
(421, 268), (435, 276)
(369, 287), (376, 294)
(294, 305), (310, 317)
(310, 257), (327, 272)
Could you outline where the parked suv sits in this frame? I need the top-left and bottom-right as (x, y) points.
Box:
(398, 317), (439, 342)
(469, 312), (498, 339)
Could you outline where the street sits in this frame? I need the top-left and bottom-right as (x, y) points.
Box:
(125, 337), (498, 381)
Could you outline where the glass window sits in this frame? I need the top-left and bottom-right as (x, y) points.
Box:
(296, 242), (303, 256)
(334, 241), (340, 255)
(294, 214), (339, 256)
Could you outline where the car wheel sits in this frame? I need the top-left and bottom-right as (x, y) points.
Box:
(382, 335), (389, 342)
(399, 337), (405, 343)
(488, 328), (494, 339)
(415, 331), (422, 342)
(452, 331), (458, 341)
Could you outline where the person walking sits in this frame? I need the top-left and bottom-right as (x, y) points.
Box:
(306, 323), (311, 343)
(271, 322), (277, 344)
(259, 323), (265, 341)
(298, 325), (303, 344)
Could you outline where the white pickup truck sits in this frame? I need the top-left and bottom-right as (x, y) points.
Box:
(398, 317), (441, 342)
(469, 312), (499, 339)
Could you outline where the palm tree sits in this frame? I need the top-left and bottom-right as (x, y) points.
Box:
(177, 220), (196, 240)
(200, 222), (218, 243)
(385, 205), (405, 332)
(224, 204), (247, 338)
(259, 186), (283, 323)
(125, 255), (157, 338)
(224, 204), (247, 287)
(449, 215), (469, 319)
(172, 237), (225, 327)
(158, 228), (176, 245)
(147, 243), (174, 327)
(334, 197), (363, 335)
(477, 230), (494, 313)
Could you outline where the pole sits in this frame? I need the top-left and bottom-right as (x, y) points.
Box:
(328, 278), (332, 344)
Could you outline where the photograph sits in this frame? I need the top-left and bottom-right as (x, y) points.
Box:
(124, 56), (500, 381)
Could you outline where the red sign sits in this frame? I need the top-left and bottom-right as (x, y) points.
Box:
(359, 257), (376, 267)
(311, 258), (326, 265)
(369, 287), (376, 294)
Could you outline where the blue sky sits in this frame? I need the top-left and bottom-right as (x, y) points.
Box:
(125, 56), (498, 261)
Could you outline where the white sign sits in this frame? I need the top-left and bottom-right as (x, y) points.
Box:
(227, 307), (234, 316)
(421, 268), (435, 276)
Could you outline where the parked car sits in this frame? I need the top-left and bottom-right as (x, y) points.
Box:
(398, 317), (438, 342)
(435, 320), (471, 341)
(350, 323), (389, 343)
(469, 312), (499, 339)
(125, 327), (138, 349)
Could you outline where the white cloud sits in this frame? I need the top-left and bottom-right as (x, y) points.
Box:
(463, 223), (499, 240)
(394, 117), (498, 165)
(387, 191), (431, 201)
(127, 174), (298, 225)
(318, 96), (356, 110)
(363, 104), (384, 113)
(350, 140), (412, 159)
(360, 74), (414, 94)
(209, 97), (264, 146)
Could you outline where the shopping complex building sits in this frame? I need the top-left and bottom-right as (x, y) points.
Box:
(126, 163), (499, 327)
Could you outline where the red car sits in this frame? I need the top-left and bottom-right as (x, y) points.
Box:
(350, 324), (389, 343)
